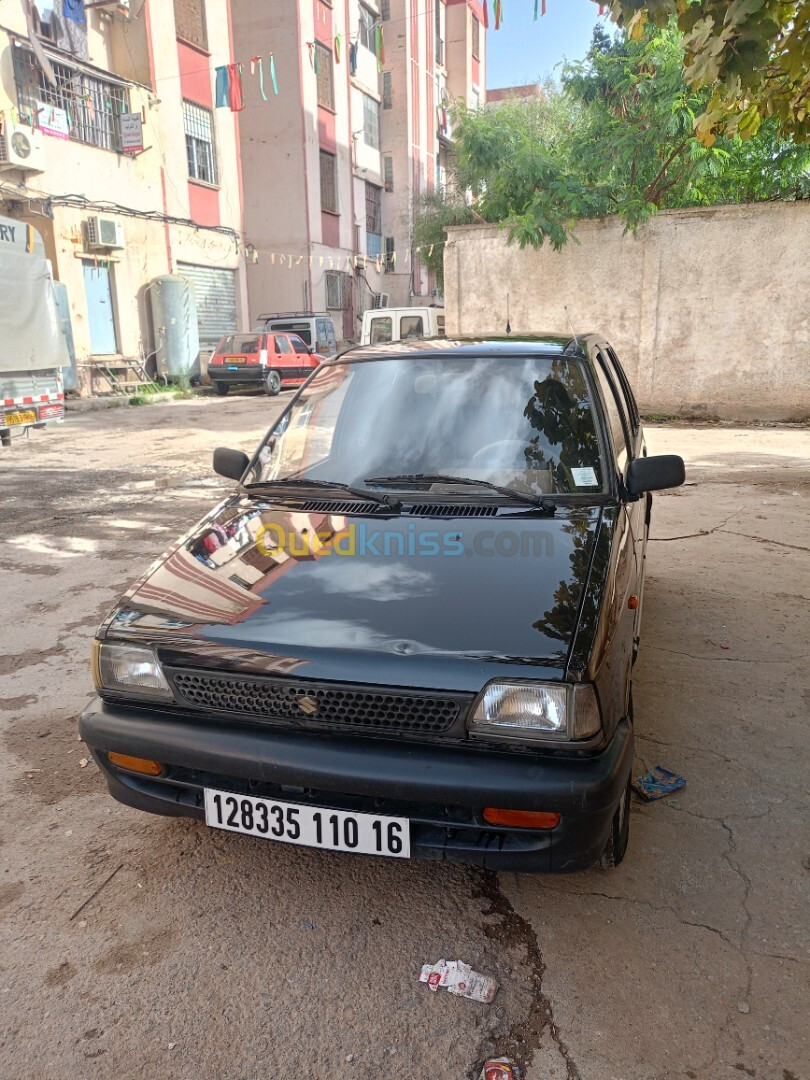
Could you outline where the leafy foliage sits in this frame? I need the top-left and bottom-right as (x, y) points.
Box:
(595, 1), (810, 144)
(413, 22), (810, 254)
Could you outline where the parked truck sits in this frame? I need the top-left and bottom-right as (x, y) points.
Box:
(0, 215), (67, 446)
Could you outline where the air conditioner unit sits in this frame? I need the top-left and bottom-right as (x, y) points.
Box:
(87, 216), (125, 250)
(0, 126), (45, 173)
(372, 292), (390, 309)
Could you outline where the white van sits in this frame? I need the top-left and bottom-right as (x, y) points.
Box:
(254, 312), (338, 356)
(360, 307), (445, 346)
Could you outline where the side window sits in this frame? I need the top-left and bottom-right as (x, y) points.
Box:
(274, 335), (292, 354)
(369, 317), (392, 344)
(316, 319), (330, 345)
(594, 350), (630, 472)
(289, 335), (309, 354)
(606, 345), (639, 434)
(400, 315), (424, 340)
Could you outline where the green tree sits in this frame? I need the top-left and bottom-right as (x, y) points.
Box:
(413, 22), (810, 258)
(594, 1), (810, 144)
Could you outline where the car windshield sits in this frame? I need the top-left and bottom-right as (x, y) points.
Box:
(217, 334), (261, 355)
(250, 355), (605, 496)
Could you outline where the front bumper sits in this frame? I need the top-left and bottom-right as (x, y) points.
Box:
(80, 696), (633, 873)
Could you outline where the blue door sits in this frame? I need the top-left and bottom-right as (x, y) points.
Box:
(83, 262), (117, 355)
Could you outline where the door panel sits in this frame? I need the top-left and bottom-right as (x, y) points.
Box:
(83, 263), (117, 355)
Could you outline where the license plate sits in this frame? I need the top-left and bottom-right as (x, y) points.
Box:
(224, 356), (246, 364)
(3, 409), (36, 426)
(203, 788), (410, 859)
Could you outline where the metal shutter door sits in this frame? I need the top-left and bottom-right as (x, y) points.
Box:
(177, 263), (237, 350)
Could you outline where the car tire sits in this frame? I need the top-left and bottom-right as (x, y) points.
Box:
(264, 370), (282, 396)
(599, 774), (632, 869)
(213, 382), (229, 397)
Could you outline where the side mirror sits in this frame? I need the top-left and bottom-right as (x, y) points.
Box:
(213, 447), (250, 481)
(626, 454), (685, 496)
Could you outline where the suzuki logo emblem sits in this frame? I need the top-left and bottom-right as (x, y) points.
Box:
(297, 695), (319, 716)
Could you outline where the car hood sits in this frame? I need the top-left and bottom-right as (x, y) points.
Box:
(102, 497), (603, 692)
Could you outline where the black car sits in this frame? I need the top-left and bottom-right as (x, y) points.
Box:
(80, 337), (684, 872)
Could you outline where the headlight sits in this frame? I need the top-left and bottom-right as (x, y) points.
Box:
(467, 681), (601, 743)
(93, 641), (172, 700)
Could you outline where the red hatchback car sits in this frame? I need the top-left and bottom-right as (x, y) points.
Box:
(208, 332), (320, 396)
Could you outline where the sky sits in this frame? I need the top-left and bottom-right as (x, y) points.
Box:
(485, 0), (606, 90)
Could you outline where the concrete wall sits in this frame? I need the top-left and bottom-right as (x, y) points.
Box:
(445, 203), (810, 421)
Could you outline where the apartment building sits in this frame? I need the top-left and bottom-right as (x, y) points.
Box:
(381, 0), (485, 305)
(234, 0), (485, 337)
(0, 0), (247, 381)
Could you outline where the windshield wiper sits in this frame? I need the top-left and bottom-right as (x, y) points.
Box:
(244, 478), (399, 508)
(364, 474), (556, 512)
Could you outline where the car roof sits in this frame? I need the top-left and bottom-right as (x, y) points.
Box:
(336, 335), (597, 363)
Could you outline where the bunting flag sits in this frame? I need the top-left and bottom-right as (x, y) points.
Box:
(250, 56), (268, 101)
(494, 0), (503, 30)
(307, 41), (315, 70)
(228, 63), (244, 112)
(269, 54), (279, 95)
(482, 0), (489, 29)
(349, 41), (358, 75)
(215, 65), (230, 108)
(334, 34), (342, 64)
(376, 25), (385, 73)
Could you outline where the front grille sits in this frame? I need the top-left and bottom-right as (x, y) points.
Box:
(170, 670), (465, 736)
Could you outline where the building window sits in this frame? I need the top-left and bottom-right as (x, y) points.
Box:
(359, 4), (376, 51)
(384, 236), (395, 273)
(13, 47), (130, 153)
(366, 182), (382, 257)
(382, 71), (392, 110)
(471, 14), (480, 60)
(381, 0), (391, 20)
(436, 0), (444, 65)
(183, 101), (217, 184)
(316, 43), (334, 109)
(383, 155), (394, 192)
(173, 0), (207, 50)
(320, 150), (338, 213)
(363, 94), (380, 148)
(326, 270), (351, 310)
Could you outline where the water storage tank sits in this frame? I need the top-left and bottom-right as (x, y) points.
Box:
(148, 275), (200, 382)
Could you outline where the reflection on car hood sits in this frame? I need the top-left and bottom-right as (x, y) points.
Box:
(102, 497), (603, 692)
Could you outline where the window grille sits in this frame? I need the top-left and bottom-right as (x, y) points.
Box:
(183, 100), (217, 184)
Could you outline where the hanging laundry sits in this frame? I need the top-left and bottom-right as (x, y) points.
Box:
(269, 53), (279, 95)
(334, 34), (342, 64)
(227, 63), (244, 112)
(307, 41), (315, 70)
(376, 25), (384, 73)
(215, 66), (230, 108)
(494, 1), (503, 31)
(349, 41), (358, 75)
(482, 0), (489, 30)
(60, 0), (89, 60)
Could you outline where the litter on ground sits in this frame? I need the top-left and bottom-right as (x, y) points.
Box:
(418, 959), (498, 1003)
(479, 1058), (520, 1079)
(633, 765), (686, 801)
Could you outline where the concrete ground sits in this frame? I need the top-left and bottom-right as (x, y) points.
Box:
(1, 396), (807, 1080)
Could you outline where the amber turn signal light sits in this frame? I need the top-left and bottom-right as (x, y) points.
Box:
(107, 752), (163, 776)
(482, 808), (561, 829)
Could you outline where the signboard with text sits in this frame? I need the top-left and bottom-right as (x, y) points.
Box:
(36, 100), (69, 140)
(121, 112), (143, 153)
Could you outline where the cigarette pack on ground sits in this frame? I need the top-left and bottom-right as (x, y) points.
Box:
(418, 959), (498, 1003)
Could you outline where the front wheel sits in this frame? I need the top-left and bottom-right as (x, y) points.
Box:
(264, 370), (282, 397)
(599, 774), (631, 869)
(213, 381), (229, 397)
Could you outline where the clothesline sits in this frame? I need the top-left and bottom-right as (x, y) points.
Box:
(242, 238), (449, 270)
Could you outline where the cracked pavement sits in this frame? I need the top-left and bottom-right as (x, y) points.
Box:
(1, 401), (808, 1079)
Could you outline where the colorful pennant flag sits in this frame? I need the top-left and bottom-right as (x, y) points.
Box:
(269, 54), (279, 95)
